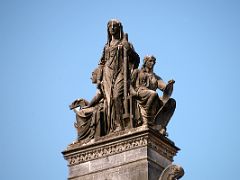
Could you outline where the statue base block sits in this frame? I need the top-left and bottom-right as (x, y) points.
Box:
(62, 126), (180, 180)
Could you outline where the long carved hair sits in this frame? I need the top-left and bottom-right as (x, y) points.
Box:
(107, 19), (124, 45)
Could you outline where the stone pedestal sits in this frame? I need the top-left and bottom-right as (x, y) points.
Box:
(62, 126), (180, 180)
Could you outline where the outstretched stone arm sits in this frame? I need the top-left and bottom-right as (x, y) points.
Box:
(87, 91), (103, 107)
(69, 99), (89, 110)
(158, 79), (167, 91)
(69, 90), (103, 110)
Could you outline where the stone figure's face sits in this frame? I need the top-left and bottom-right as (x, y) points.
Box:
(91, 71), (98, 84)
(108, 21), (120, 36)
(145, 58), (155, 70)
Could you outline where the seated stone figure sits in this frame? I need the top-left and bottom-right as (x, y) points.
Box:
(131, 55), (176, 136)
(69, 66), (106, 142)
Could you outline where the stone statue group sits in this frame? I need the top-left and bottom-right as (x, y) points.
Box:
(70, 19), (176, 142)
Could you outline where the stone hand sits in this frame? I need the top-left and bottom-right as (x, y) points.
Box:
(81, 105), (89, 109)
(168, 79), (175, 84)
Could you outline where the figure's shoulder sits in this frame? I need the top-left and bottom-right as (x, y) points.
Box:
(104, 43), (109, 49)
(153, 73), (162, 80)
(120, 40), (134, 49)
(128, 41), (134, 48)
(129, 42), (138, 52)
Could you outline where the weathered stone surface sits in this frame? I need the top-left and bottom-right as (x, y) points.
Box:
(64, 19), (184, 180)
(62, 126), (179, 180)
(159, 164), (185, 180)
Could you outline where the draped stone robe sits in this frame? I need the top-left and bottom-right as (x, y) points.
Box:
(99, 40), (139, 133)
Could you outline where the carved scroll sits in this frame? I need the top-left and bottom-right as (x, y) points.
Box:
(159, 164), (184, 180)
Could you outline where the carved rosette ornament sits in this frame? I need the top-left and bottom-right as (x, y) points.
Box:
(159, 164), (185, 180)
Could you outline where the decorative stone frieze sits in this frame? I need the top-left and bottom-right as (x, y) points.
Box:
(62, 126), (180, 179)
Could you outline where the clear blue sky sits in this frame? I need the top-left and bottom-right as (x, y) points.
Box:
(1, 0), (240, 179)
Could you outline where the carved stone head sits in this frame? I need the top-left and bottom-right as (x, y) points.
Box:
(91, 67), (102, 84)
(91, 66), (103, 84)
(142, 55), (156, 70)
(107, 19), (124, 43)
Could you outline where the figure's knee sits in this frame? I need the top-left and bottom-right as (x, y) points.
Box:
(169, 98), (176, 108)
(165, 98), (176, 112)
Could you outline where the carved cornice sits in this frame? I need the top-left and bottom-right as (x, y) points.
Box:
(62, 126), (179, 166)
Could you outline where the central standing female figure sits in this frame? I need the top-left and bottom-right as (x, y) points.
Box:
(99, 19), (140, 133)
